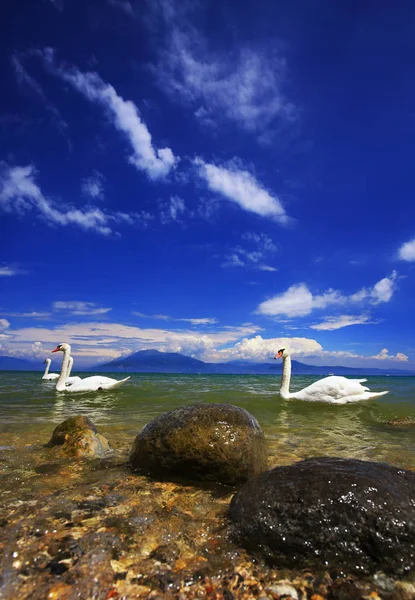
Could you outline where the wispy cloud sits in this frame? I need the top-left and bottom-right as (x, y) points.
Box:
(256, 272), (398, 319)
(195, 158), (289, 223)
(398, 237), (415, 262)
(39, 49), (176, 180)
(81, 170), (105, 200)
(159, 195), (186, 224)
(133, 312), (218, 325)
(310, 315), (375, 331)
(222, 232), (278, 271)
(1, 312), (51, 319)
(53, 301), (112, 316)
(0, 265), (25, 276)
(151, 5), (296, 137)
(107, 0), (135, 17)
(0, 163), (149, 235)
(49, 0), (64, 11)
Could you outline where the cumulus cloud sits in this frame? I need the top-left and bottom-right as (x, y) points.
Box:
(53, 301), (112, 316)
(0, 163), (147, 235)
(257, 272), (398, 319)
(0, 319), (10, 331)
(398, 238), (415, 262)
(195, 158), (288, 223)
(371, 348), (408, 362)
(81, 170), (105, 200)
(39, 49), (176, 180)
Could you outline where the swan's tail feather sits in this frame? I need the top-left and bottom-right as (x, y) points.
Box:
(356, 378), (367, 383)
(102, 376), (130, 390)
(366, 390), (389, 400)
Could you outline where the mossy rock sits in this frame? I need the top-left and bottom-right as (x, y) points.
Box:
(130, 403), (267, 485)
(46, 416), (110, 459)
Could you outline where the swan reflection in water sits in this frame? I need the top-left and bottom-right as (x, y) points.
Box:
(52, 391), (119, 425)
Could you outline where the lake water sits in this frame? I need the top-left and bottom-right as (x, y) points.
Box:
(1, 371), (414, 469)
(1, 371), (414, 598)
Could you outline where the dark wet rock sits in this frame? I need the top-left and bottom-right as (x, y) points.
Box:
(150, 542), (181, 564)
(46, 416), (110, 458)
(129, 403), (267, 485)
(229, 457), (415, 577)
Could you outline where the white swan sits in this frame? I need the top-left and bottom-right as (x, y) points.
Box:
(65, 357), (82, 385)
(52, 343), (130, 392)
(42, 358), (59, 380)
(274, 348), (388, 404)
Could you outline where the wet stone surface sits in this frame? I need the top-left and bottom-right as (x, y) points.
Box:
(0, 431), (414, 599)
(229, 457), (415, 578)
(46, 416), (111, 459)
(130, 403), (268, 485)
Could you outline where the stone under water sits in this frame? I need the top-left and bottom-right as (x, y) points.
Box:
(46, 416), (111, 459)
(229, 456), (415, 577)
(129, 403), (267, 485)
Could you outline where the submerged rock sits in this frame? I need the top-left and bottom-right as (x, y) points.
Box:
(386, 417), (415, 427)
(46, 416), (110, 458)
(229, 457), (415, 577)
(130, 403), (267, 485)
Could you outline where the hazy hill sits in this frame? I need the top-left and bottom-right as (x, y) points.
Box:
(0, 356), (41, 371)
(94, 349), (415, 376)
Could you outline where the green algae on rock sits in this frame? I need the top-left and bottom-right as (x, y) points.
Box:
(129, 403), (268, 485)
(46, 416), (111, 459)
(229, 457), (415, 577)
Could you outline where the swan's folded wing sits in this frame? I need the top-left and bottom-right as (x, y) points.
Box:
(296, 376), (369, 401)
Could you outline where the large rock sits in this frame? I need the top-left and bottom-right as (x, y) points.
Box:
(129, 403), (267, 485)
(229, 457), (415, 577)
(46, 416), (111, 458)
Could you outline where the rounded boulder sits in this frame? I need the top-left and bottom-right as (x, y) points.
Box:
(46, 416), (111, 458)
(129, 403), (267, 485)
(229, 457), (415, 577)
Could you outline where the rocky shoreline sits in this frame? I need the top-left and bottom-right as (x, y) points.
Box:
(0, 404), (414, 599)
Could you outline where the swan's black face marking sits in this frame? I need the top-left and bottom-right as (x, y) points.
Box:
(278, 348), (285, 353)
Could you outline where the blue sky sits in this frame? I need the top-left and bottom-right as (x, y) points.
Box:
(1, 0), (415, 368)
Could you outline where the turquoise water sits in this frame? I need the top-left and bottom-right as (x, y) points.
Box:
(1, 371), (414, 469)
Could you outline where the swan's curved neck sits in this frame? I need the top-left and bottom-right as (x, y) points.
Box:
(67, 357), (73, 378)
(56, 348), (70, 391)
(280, 355), (292, 399)
(44, 359), (51, 376)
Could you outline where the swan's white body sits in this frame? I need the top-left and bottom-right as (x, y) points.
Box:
(276, 350), (388, 404)
(52, 343), (130, 393)
(42, 358), (59, 380)
(65, 357), (82, 385)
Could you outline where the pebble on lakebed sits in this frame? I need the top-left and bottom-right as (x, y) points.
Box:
(229, 456), (415, 578)
(129, 403), (268, 485)
(45, 415), (111, 459)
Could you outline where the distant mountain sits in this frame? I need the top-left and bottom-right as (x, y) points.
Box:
(0, 356), (41, 371)
(93, 350), (415, 376)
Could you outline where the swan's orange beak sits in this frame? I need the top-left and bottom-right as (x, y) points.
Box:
(274, 351), (283, 359)
(51, 347), (60, 353)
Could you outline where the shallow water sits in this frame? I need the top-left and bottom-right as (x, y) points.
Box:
(0, 372), (414, 598)
(1, 371), (414, 469)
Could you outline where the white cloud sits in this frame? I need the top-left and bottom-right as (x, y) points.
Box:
(371, 348), (408, 362)
(195, 158), (288, 223)
(1, 312), (51, 319)
(0, 266), (24, 276)
(0, 319), (10, 331)
(133, 312), (218, 325)
(257, 273), (398, 319)
(40, 49), (176, 180)
(53, 301), (112, 316)
(398, 238), (415, 262)
(0, 163), (147, 235)
(310, 315), (374, 331)
(159, 195), (186, 223)
(81, 170), (105, 200)
(153, 14), (296, 136)
(222, 232), (278, 271)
